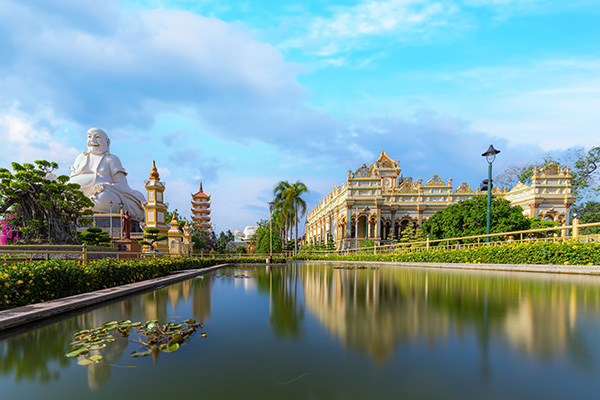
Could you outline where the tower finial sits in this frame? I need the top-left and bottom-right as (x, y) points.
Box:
(150, 160), (159, 179)
(199, 181), (203, 192)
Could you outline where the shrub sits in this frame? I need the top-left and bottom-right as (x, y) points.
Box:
(0, 256), (286, 310)
(293, 241), (600, 266)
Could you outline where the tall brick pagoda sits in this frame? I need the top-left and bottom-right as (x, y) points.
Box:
(191, 182), (211, 233)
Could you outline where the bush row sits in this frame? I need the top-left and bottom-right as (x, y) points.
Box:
(294, 241), (600, 266)
(0, 256), (286, 310)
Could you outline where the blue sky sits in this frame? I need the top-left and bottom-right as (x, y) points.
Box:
(0, 0), (599, 232)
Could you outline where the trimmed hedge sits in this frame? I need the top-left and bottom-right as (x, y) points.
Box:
(0, 256), (286, 310)
(294, 241), (600, 266)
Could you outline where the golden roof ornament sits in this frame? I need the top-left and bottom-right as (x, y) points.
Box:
(150, 160), (160, 179)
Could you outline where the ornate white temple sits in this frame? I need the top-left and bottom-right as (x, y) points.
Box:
(305, 150), (576, 249)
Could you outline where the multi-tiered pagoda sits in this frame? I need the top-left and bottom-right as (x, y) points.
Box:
(191, 182), (211, 233)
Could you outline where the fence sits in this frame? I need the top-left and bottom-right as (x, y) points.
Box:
(0, 244), (294, 265)
(303, 220), (600, 256)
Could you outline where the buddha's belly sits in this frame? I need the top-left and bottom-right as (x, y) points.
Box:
(70, 173), (112, 192)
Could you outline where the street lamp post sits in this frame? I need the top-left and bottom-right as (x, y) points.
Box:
(118, 202), (124, 239)
(481, 145), (501, 243)
(109, 200), (113, 239)
(268, 201), (274, 260)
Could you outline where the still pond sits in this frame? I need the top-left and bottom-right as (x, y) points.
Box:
(2, 262), (600, 399)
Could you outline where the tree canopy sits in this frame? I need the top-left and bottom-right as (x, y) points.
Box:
(253, 219), (282, 254)
(0, 160), (94, 243)
(496, 146), (600, 199)
(273, 180), (307, 253)
(572, 201), (600, 234)
(422, 196), (530, 242)
(139, 227), (168, 252)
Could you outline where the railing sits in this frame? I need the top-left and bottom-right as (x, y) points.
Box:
(0, 244), (294, 265)
(302, 221), (600, 256)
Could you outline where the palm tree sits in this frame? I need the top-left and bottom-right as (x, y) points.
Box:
(273, 180), (308, 253)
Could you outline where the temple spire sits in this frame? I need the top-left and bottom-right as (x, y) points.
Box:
(149, 160), (160, 179)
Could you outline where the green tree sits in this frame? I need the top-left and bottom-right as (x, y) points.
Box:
(165, 209), (186, 230)
(326, 234), (335, 250)
(528, 217), (560, 237)
(0, 160), (94, 243)
(272, 180), (293, 248)
(496, 146), (600, 198)
(77, 226), (112, 246)
(273, 180), (308, 253)
(215, 230), (234, 253)
(422, 196), (530, 242)
(253, 219), (282, 254)
(572, 201), (600, 234)
(400, 225), (416, 243)
(191, 230), (215, 253)
(139, 227), (168, 252)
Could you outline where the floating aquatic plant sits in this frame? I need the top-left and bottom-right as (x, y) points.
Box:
(65, 319), (205, 365)
(216, 274), (253, 279)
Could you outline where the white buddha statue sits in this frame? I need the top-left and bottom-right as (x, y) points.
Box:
(69, 128), (146, 220)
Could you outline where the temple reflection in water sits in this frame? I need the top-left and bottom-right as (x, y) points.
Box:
(296, 263), (600, 369)
(2, 264), (600, 391)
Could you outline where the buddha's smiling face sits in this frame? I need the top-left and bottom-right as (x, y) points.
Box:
(87, 128), (110, 154)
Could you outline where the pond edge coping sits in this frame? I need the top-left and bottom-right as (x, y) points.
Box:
(0, 264), (229, 331)
(300, 260), (600, 275)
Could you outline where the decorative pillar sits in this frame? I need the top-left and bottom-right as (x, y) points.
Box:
(346, 205), (351, 238)
(391, 210), (396, 239)
(183, 221), (192, 255)
(376, 206), (381, 239)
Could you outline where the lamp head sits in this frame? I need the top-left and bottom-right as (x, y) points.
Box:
(482, 145), (501, 164)
(268, 201), (274, 213)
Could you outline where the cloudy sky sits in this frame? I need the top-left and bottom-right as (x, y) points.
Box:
(0, 0), (598, 232)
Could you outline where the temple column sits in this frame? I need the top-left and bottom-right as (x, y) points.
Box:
(391, 211), (396, 239)
(346, 205), (351, 239)
(376, 206), (381, 240)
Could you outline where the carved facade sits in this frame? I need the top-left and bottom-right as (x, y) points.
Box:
(305, 150), (576, 249)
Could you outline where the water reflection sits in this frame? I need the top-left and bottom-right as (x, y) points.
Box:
(2, 264), (600, 394)
(0, 275), (213, 389)
(256, 265), (304, 338)
(291, 263), (600, 371)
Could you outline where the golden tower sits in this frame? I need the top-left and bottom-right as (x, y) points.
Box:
(143, 160), (169, 252)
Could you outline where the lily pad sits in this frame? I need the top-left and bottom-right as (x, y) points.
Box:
(159, 342), (180, 353)
(88, 355), (103, 362)
(77, 359), (94, 366)
(131, 349), (153, 357)
(65, 348), (89, 357)
(89, 343), (106, 350)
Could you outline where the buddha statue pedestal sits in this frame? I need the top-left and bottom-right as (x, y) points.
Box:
(113, 239), (141, 259)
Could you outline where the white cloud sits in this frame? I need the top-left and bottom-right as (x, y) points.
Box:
(0, 107), (80, 172)
(286, 0), (459, 55)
